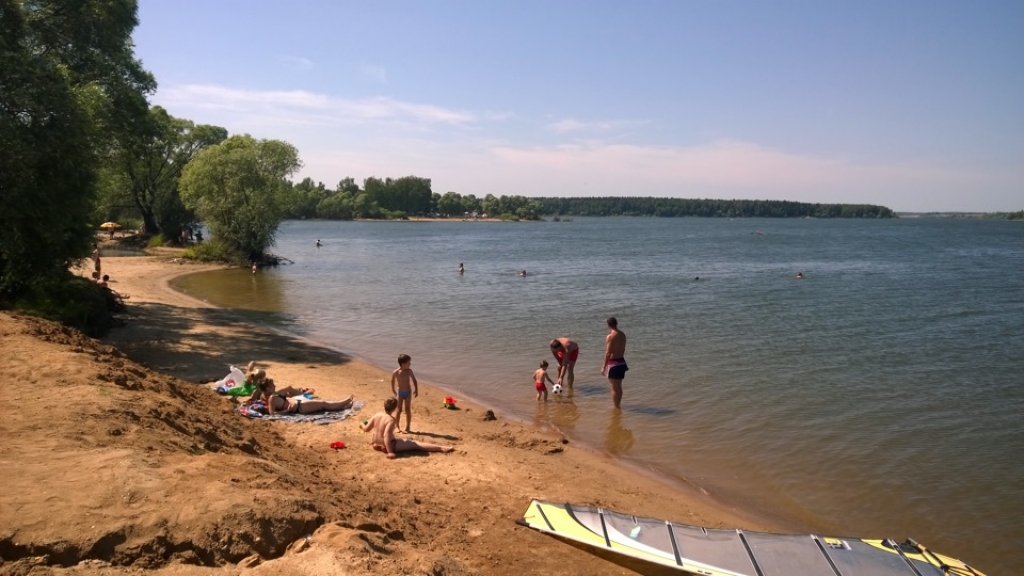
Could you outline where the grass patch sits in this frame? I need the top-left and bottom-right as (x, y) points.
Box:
(181, 240), (236, 263)
(146, 234), (168, 248)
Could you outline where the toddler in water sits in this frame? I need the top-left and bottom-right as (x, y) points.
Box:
(533, 360), (556, 401)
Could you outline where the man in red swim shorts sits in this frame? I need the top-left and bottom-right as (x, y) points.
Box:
(549, 337), (579, 391)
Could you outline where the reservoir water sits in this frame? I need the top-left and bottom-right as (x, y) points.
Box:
(173, 217), (1024, 574)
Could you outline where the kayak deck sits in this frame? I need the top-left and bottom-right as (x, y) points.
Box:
(518, 500), (985, 576)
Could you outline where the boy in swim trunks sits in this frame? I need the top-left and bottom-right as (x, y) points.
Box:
(533, 360), (556, 402)
(391, 354), (418, 433)
(360, 398), (454, 459)
(549, 337), (579, 390)
(601, 317), (628, 409)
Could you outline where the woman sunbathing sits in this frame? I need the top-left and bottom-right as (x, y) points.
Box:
(246, 367), (315, 402)
(254, 378), (353, 416)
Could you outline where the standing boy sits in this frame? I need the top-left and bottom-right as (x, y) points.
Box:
(601, 317), (628, 409)
(391, 353), (418, 433)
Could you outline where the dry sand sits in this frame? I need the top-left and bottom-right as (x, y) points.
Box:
(0, 249), (780, 575)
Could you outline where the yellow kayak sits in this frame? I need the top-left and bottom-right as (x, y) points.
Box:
(518, 500), (985, 576)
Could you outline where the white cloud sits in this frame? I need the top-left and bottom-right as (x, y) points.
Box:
(155, 84), (475, 127)
(152, 84), (1020, 211)
(547, 118), (648, 133)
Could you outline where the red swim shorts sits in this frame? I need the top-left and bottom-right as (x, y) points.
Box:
(557, 348), (580, 363)
(534, 381), (546, 392)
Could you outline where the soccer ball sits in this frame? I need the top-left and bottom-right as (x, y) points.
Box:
(552, 384), (563, 395)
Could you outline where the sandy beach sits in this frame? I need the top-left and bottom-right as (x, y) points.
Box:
(1, 249), (780, 575)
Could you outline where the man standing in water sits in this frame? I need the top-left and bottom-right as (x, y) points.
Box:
(549, 337), (579, 391)
(601, 317), (628, 409)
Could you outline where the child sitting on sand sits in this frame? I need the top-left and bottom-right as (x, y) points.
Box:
(360, 398), (454, 459)
(391, 354), (418, 433)
(533, 360), (555, 401)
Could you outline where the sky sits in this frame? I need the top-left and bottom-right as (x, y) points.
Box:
(133, 1), (1023, 212)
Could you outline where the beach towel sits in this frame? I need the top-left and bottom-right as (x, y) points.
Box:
(238, 400), (366, 426)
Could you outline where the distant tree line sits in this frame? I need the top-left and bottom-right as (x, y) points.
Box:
(284, 178), (544, 221)
(908, 211), (1024, 220)
(534, 197), (896, 218)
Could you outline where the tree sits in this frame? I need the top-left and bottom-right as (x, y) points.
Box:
(104, 106), (227, 237)
(286, 176), (327, 220)
(437, 192), (464, 216)
(0, 0), (154, 299)
(179, 135), (302, 262)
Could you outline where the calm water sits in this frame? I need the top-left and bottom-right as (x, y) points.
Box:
(174, 218), (1024, 574)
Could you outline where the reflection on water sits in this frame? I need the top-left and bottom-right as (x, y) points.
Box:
(547, 395), (580, 436)
(172, 267), (289, 314)
(604, 410), (635, 455)
(100, 249), (147, 257)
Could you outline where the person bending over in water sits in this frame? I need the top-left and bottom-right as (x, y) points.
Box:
(549, 337), (579, 390)
(361, 398), (454, 459)
(255, 378), (352, 416)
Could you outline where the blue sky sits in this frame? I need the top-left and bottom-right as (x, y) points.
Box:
(134, 1), (1022, 211)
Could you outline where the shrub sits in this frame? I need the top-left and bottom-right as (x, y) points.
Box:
(9, 274), (124, 337)
(181, 239), (234, 263)
(146, 234), (167, 248)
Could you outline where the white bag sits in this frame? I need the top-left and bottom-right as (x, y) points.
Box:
(214, 365), (247, 390)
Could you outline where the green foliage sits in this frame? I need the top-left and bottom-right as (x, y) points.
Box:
(316, 192), (355, 220)
(181, 239), (232, 263)
(9, 274), (125, 337)
(1006, 210), (1023, 221)
(103, 106), (227, 238)
(287, 177), (328, 219)
(146, 234), (167, 248)
(179, 135), (302, 261)
(0, 0), (153, 300)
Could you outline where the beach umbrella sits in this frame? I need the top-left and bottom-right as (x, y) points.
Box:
(99, 222), (121, 229)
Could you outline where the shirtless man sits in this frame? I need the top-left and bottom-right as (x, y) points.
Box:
(601, 317), (629, 409)
(549, 337), (579, 390)
(360, 398), (454, 459)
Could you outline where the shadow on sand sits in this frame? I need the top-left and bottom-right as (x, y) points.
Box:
(105, 301), (351, 384)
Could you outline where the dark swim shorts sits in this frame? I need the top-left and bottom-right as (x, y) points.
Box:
(606, 359), (629, 380)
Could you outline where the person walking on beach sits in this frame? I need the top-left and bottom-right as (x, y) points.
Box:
(549, 337), (579, 391)
(602, 317), (628, 409)
(391, 354), (418, 432)
(533, 360), (556, 402)
(361, 398), (454, 459)
(91, 243), (101, 278)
